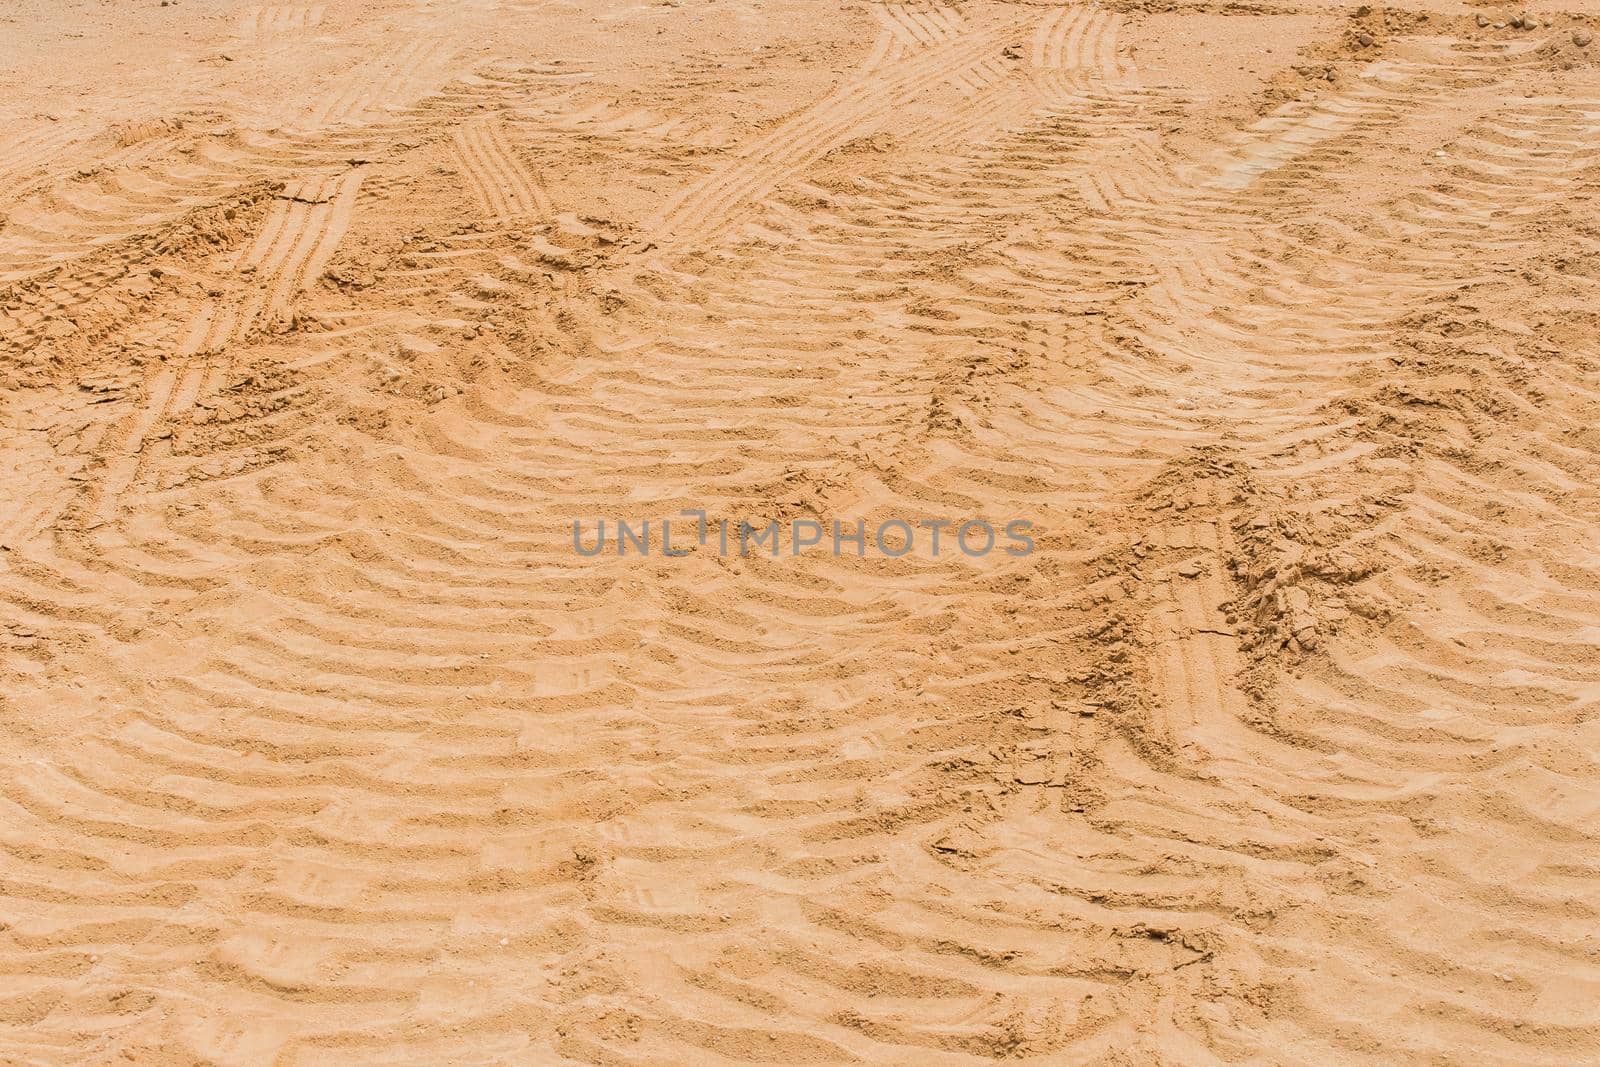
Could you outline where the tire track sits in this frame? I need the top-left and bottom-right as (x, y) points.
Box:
(293, 35), (458, 133)
(87, 170), (363, 526)
(643, 10), (1032, 251)
(875, 2), (968, 49)
(450, 114), (551, 220)
(0, 123), (86, 207)
(238, 4), (328, 37)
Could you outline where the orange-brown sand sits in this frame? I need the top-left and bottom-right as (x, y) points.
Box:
(2, 0), (1599, 1062)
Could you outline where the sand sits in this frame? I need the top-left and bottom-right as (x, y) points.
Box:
(1, 0), (1599, 1062)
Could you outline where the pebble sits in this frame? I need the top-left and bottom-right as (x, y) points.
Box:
(1575, 31), (1593, 47)
(1476, 14), (1489, 26)
(1357, 33), (1374, 47)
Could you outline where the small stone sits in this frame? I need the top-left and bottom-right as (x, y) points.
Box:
(1476, 14), (1489, 26)
(1575, 31), (1593, 47)
(1357, 32), (1374, 46)
(1354, 4), (1371, 14)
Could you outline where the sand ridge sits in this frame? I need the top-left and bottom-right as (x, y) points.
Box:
(1, 0), (1599, 1063)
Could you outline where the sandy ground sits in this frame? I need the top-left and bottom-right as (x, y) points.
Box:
(2, 0), (1599, 1062)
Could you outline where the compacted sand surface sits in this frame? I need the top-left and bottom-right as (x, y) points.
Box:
(2, 0), (1599, 1063)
